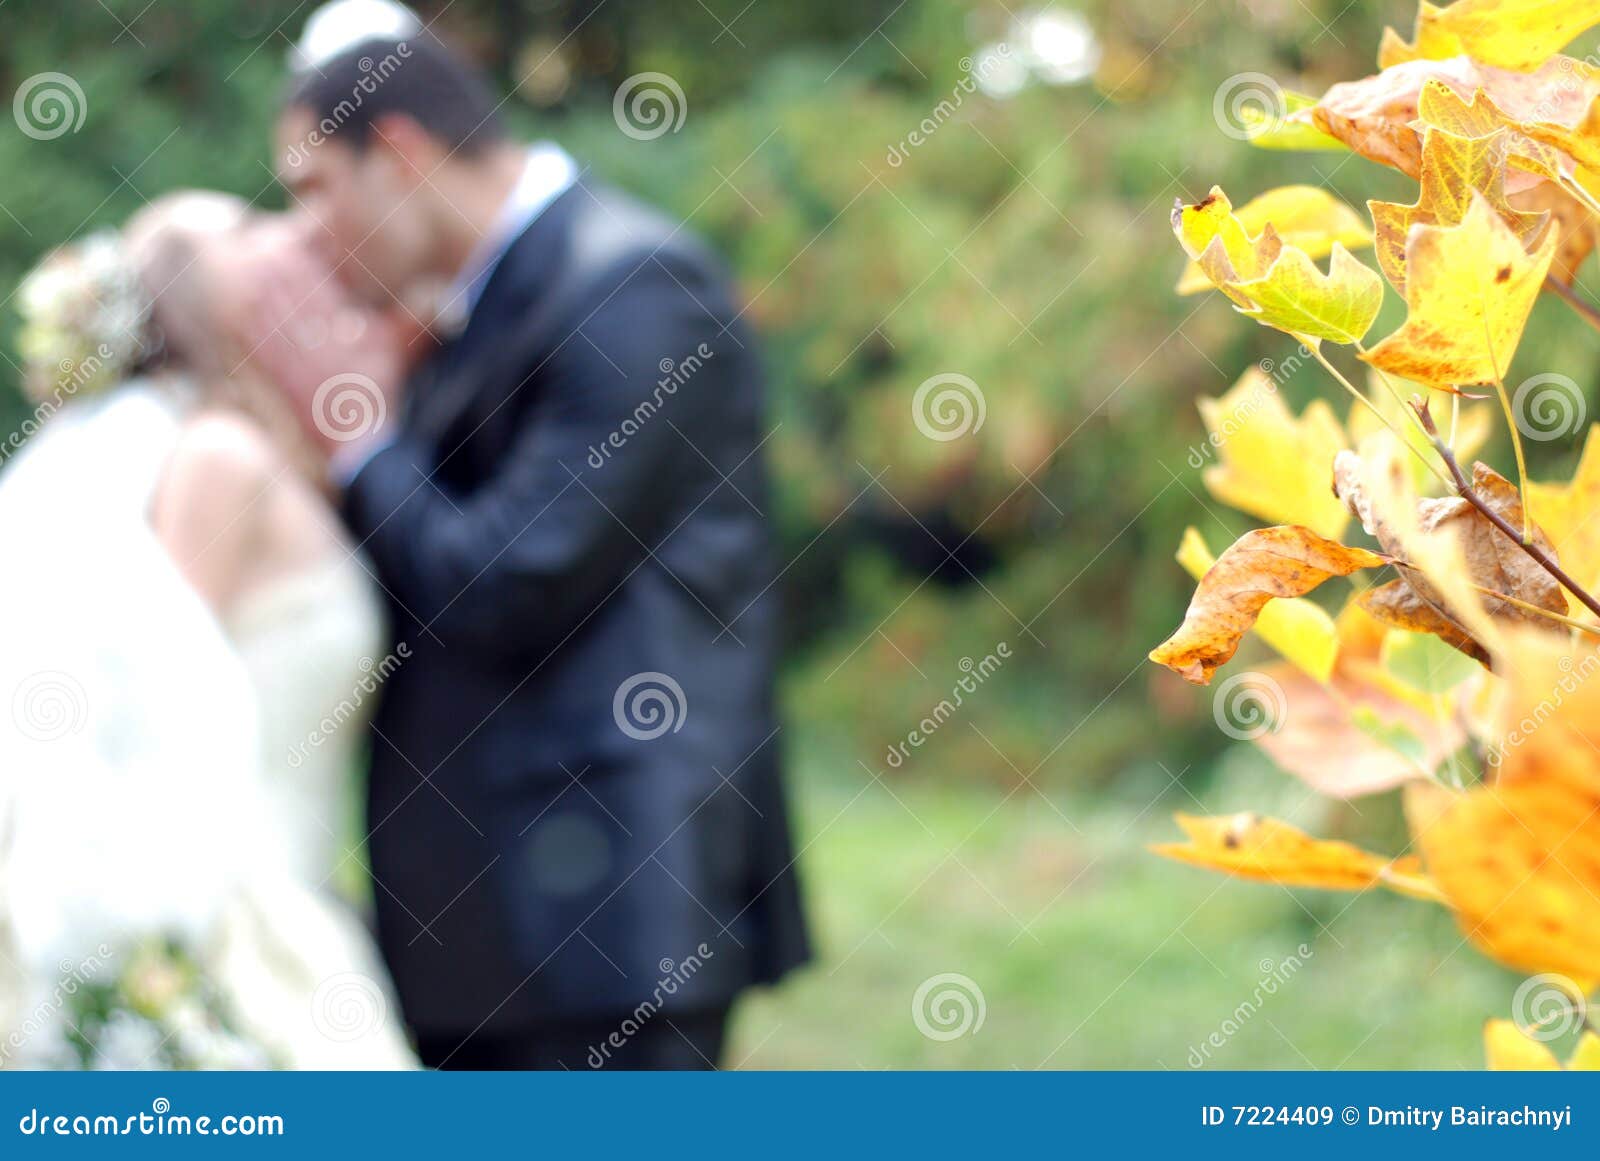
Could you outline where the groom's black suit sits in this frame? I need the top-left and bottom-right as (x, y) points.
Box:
(341, 178), (809, 1063)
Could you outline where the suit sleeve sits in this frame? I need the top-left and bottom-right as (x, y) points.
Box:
(343, 254), (730, 664)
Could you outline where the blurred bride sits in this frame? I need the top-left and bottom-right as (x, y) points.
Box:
(0, 193), (416, 1069)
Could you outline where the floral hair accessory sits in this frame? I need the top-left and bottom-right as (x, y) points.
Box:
(15, 231), (153, 405)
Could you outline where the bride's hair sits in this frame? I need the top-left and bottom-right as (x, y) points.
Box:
(123, 193), (326, 481)
(15, 192), (323, 480)
(12, 191), (245, 405)
(123, 191), (250, 380)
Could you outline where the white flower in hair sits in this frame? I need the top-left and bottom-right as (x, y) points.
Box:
(15, 231), (152, 405)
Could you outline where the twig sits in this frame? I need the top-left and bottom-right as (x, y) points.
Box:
(1413, 399), (1600, 623)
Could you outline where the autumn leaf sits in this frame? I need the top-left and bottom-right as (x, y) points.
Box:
(1379, 0), (1600, 73)
(1194, 367), (1350, 539)
(1485, 1019), (1600, 1069)
(1357, 578), (1488, 662)
(1250, 654), (1467, 797)
(1172, 187), (1281, 305)
(1174, 188), (1384, 344)
(1483, 1019), (1562, 1069)
(1153, 812), (1439, 898)
(1313, 55), (1600, 181)
(1401, 630), (1600, 978)
(1415, 81), (1566, 188)
(1362, 193), (1557, 387)
(1177, 528), (1340, 683)
(1525, 424), (1600, 596)
(1413, 81), (1600, 284)
(1150, 526), (1386, 685)
(1244, 91), (1351, 152)
(1574, 1031), (1600, 1069)
(1335, 450), (1566, 659)
(1408, 773), (1600, 978)
(1369, 126), (1549, 293)
(1177, 186), (1372, 296)
(1228, 245), (1385, 346)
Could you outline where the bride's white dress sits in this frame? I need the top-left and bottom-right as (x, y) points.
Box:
(0, 382), (415, 1069)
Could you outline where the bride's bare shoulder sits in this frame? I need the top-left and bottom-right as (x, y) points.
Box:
(151, 410), (287, 611)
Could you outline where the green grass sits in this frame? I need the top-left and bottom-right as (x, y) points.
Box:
(727, 744), (1518, 1070)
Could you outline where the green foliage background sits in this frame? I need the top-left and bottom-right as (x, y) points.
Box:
(3, 0), (1596, 1066)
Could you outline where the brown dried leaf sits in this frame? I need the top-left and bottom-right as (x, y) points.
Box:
(1149, 526), (1386, 686)
(1334, 454), (1566, 660)
(1313, 55), (1600, 181)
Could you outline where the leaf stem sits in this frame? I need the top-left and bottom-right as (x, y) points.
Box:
(1490, 373), (1533, 542)
(1413, 399), (1600, 623)
(1309, 341), (1453, 489)
(1466, 582), (1600, 637)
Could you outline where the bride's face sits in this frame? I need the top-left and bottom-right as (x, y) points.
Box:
(214, 215), (403, 408)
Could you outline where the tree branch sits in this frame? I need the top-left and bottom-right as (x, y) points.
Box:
(1413, 398), (1600, 624)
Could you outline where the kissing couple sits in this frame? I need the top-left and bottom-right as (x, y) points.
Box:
(0, 7), (808, 1071)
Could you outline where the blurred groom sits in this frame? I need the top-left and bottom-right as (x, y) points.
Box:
(265, 12), (809, 1068)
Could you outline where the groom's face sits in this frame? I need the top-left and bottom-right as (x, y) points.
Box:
(276, 107), (433, 309)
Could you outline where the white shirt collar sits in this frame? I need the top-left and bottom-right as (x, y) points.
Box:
(434, 142), (578, 335)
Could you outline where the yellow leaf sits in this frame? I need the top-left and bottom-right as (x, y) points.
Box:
(1245, 91), (1351, 153)
(1362, 192), (1558, 388)
(1194, 367), (1351, 539)
(1415, 81), (1566, 183)
(1314, 56), (1600, 183)
(1380, 0), (1600, 72)
(1525, 424), (1600, 596)
(1369, 126), (1550, 293)
(1483, 1019), (1562, 1069)
(1177, 528), (1339, 683)
(1150, 525), (1386, 685)
(1177, 186), (1372, 296)
(1228, 244), (1385, 346)
(1153, 812), (1435, 896)
(1571, 1031), (1600, 1069)
(1172, 187), (1281, 307)
(1412, 82), (1600, 285)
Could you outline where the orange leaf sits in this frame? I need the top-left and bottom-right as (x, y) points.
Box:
(1153, 812), (1436, 896)
(1149, 526), (1385, 685)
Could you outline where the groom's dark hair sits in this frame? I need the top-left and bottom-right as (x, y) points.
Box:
(284, 35), (505, 156)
